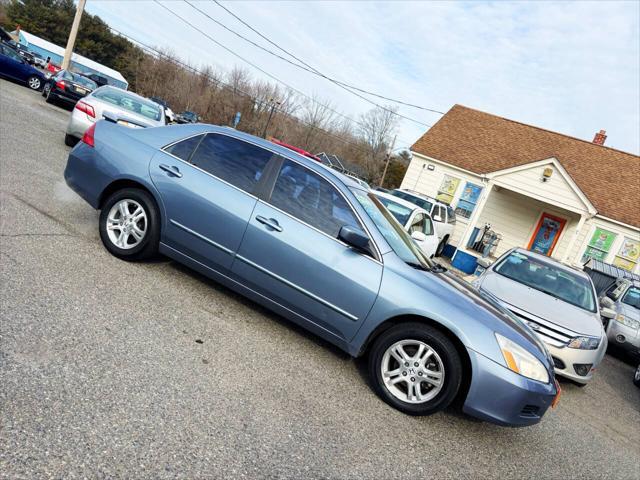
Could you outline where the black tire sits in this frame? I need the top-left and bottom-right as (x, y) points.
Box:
(64, 134), (78, 147)
(98, 188), (160, 261)
(368, 322), (462, 416)
(27, 75), (42, 91)
(633, 365), (640, 388)
(435, 237), (447, 257)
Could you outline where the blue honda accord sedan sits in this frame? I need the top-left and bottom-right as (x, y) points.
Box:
(64, 121), (560, 426)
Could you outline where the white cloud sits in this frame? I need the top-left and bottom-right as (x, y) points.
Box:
(88, 0), (640, 153)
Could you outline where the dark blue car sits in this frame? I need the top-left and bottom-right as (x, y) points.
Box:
(0, 43), (44, 90)
(64, 121), (560, 426)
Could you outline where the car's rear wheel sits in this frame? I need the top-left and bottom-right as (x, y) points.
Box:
(64, 134), (78, 147)
(435, 238), (447, 257)
(27, 75), (42, 90)
(368, 322), (462, 415)
(99, 188), (160, 261)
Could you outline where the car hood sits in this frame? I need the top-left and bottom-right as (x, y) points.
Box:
(480, 272), (602, 336)
(619, 302), (640, 321)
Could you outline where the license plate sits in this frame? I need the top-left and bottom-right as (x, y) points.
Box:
(76, 87), (87, 94)
(551, 379), (561, 409)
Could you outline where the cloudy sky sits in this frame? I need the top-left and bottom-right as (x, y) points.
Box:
(87, 0), (640, 154)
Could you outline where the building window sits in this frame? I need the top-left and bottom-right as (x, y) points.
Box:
(612, 237), (640, 271)
(581, 227), (617, 263)
(454, 182), (483, 219)
(435, 175), (460, 205)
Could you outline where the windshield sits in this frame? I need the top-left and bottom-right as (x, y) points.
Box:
(353, 190), (432, 268)
(375, 196), (413, 226)
(495, 251), (596, 312)
(391, 190), (434, 212)
(93, 87), (162, 121)
(621, 287), (640, 309)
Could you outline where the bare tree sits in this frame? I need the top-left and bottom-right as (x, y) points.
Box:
(358, 106), (399, 182)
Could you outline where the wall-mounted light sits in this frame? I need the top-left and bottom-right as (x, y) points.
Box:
(427, 164), (435, 171)
(542, 167), (553, 182)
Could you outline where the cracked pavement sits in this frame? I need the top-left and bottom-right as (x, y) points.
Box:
(1, 79), (639, 479)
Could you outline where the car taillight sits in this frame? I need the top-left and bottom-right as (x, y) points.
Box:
(75, 101), (95, 118)
(81, 123), (96, 148)
(56, 80), (65, 90)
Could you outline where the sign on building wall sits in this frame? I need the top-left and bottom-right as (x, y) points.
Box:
(612, 237), (640, 271)
(582, 227), (617, 262)
(455, 182), (483, 219)
(436, 175), (460, 204)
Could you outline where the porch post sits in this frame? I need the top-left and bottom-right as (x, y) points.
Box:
(452, 180), (494, 260)
(560, 214), (586, 264)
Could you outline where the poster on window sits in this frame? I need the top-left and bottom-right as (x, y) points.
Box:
(617, 237), (640, 262)
(528, 213), (566, 256)
(460, 183), (482, 204)
(587, 228), (616, 252)
(613, 256), (636, 271)
(436, 176), (460, 204)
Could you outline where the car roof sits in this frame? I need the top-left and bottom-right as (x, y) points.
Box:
(509, 248), (591, 279)
(395, 189), (446, 206)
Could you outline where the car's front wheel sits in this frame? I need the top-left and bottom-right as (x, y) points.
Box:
(27, 75), (42, 91)
(368, 322), (462, 415)
(99, 188), (160, 261)
(64, 134), (78, 147)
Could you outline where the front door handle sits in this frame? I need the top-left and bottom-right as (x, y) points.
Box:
(159, 164), (182, 178)
(256, 215), (283, 232)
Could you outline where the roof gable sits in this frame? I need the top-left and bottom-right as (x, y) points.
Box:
(411, 105), (640, 227)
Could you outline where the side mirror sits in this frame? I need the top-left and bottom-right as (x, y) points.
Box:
(600, 296), (615, 309)
(410, 230), (427, 242)
(432, 215), (442, 222)
(338, 225), (370, 251)
(600, 307), (616, 320)
(476, 257), (493, 268)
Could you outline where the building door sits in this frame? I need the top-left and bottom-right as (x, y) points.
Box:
(527, 212), (566, 256)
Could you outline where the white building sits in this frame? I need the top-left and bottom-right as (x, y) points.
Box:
(401, 105), (640, 274)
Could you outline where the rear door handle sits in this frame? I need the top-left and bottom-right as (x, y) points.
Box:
(256, 215), (283, 232)
(159, 164), (182, 178)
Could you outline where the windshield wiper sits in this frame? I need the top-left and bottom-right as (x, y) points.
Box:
(406, 261), (447, 273)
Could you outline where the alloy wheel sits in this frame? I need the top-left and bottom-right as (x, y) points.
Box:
(106, 199), (147, 250)
(28, 77), (41, 90)
(380, 339), (445, 404)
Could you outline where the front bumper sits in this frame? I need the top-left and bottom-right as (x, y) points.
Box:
(606, 320), (640, 354)
(463, 348), (557, 427)
(544, 337), (607, 384)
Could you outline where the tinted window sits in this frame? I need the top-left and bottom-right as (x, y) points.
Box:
(495, 251), (596, 311)
(190, 134), (273, 193)
(165, 134), (203, 161)
(270, 160), (359, 237)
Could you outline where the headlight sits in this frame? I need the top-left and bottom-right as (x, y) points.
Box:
(495, 333), (550, 383)
(614, 314), (640, 330)
(567, 336), (601, 350)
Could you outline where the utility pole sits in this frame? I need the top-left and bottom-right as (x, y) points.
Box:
(379, 134), (397, 188)
(262, 98), (280, 138)
(61, 0), (87, 70)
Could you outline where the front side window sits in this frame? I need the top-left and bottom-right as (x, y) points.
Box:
(495, 251), (596, 312)
(2, 45), (22, 62)
(190, 134), (273, 194)
(409, 213), (425, 234)
(621, 287), (640, 309)
(164, 134), (203, 161)
(269, 160), (359, 238)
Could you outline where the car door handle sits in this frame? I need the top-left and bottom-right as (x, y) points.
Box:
(159, 164), (182, 178)
(256, 215), (283, 232)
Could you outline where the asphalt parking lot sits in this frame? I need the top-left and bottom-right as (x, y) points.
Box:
(1, 79), (639, 479)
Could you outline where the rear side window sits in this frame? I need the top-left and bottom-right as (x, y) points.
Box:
(270, 160), (360, 238)
(447, 206), (456, 224)
(190, 134), (273, 193)
(165, 134), (203, 161)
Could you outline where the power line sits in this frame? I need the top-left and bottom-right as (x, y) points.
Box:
(108, 26), (382, 155)
(210, 0), (445, 115)
(184, 0), (435, 128)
